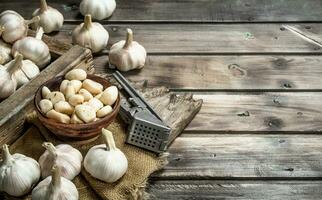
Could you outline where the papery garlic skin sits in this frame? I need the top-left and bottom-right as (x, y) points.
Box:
(32, 165), (79, 200)
(72, 15), (109, 53)
(0, 38), (12, 65)
(109, 28), (147, 72)
(80, 0), (116, 20)
(0, 144), (41, 197)
(84, 128), (128, 183)
(39, 142), (82, 180)
(12, 27), (51, 69)
(0, 10), (39, 44)
(0, 55), (21, 99)
(32, 0), (64, 33)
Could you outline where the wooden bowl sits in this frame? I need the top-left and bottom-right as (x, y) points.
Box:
(34, 75), (120, 142)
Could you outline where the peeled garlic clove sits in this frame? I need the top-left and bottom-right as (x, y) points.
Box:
(54, 101), (74, 115)
(12, 27), (51, 69)
(0, 10), (40, 43)
(94, 92), (103, 99)
(59, 79), (69, 94)
(70, 80), (82, 93)
(100, 85), (118, 106)
(65, 82), (76, 100)
(47, 91), (65, 105)
(96, 105), (113, 118)
(32, 165), (79, 200)
(87, 98), (103, 112)
(41, 86), (51, 99)
(71, 113), (84, 124)
(65, 68), (87, 81)
(39, 99), (53, 114)
(79, 88), (93, 101)
(46, 109), (70, 124)
(68, 94), (85, 106)
(32, 0), (64, 33)
(0, 38), (12, 65)
(0, 144), (41, 197)
(72, 15), (109, 53)
(82, 79), (103, 95)
(84, 128), (128, 183)
(80, 0), (116, 20)
(75, 104), (96, 123)
(39, 142), (82, 180)
(109, 28), (147, 72)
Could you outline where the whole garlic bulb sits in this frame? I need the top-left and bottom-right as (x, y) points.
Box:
(5, 54), (40, 88)
(72, 15), (109, 53)
(0, 144), (41, 197)
(80, 0), (116, 20)
(12, 27), (51, 69)
(109, 28), (147, 71)
(32, 0), (64, 33)
(84, 128), (128, 183)
(32, 165), (79, 200)
(0, 10), (40, 43)
(39, 142), (82, 180)
(0, 28), (12, 65)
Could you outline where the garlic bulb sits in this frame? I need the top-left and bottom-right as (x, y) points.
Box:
(0, 10), (39, 43)
(72, 15), (109, 53)
(84, 128), (128, 183)
(0, 56), (21, 99)
(32, 0), (64, 33)
(0, 144), (40, 197)
(5, 54), (40, 88)
(12, 27), (51, 69)
(109, 28), (147, 72)
(39, 142), (82, 180)
(32, 165), (79, 200)
(0, 31), (12, 64)
(80, 0), (116, 20)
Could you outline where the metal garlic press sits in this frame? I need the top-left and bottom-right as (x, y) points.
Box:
(112, 71), (171, 153)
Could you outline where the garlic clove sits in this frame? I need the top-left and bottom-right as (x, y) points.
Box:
(47, 91), (65, 105)
(65, 82), (76, 101)
(41, 86), (51, 99)
(84, 128), (128, 183)
(96, 105), (113, 118)
(79, 88), (93, 101)
(54, 101), (74, 115)
(82, 79), (103, 95)
(72, 15), (109, 53)
(99, 85), (118, 106)
(65, 68), (87, 81)
(46, 109), (70, 124)
(0, 38), (12, 65)
(75, 104), (96, 123)
(80, 0), (116, 20)
(39, 99), (53, 114)
(71, 113), (84, 124)
(70, 80), (82, 93)
(0, 144), (41, 197)
(87, 97), (104, 112)
(68, 94), (85, 106)
(32, 0), (64, 33)
(109, 28), (147, 72)
(20, 59), (40, 79)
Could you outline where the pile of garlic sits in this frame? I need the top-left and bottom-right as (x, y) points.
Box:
(39, 69), (118, 124)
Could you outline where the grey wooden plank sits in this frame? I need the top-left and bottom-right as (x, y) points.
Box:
(153, 134), (322, 179)
(147, 180), (322, 200)
(95, 55), (322, 90)
(51, 23), (322, 53)
(2, 0), (322, 22)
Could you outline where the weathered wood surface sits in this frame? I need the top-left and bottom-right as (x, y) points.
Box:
(187, 93), (322, 132)
(147, 180), (322, 200)
(2, 0), (322, 22)
(95, 55), (322, 90)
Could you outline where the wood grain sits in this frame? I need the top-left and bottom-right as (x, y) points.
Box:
(2, 0), (322, 22)
(147, 180), (322, 200)
(153, 134), (322, 179)
(94, 55), (322, 90)
(186, 93), (322, 132)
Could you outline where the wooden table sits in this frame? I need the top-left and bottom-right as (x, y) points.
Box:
(3, 0), (322, 199)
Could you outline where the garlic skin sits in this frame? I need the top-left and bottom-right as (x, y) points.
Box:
(32, 165), (79, 200)
(0, 35), (12, 65)
(0, 144), (41, 197)
(12, 27), (51, 69)
(32, 0), (64, 33)
(39, 142), (82, 180)
(84, 128), (128, 183)
(0, 10), (39, 44)
(72, 15), (109, 53)
(109, 28), (147, 72)
(80, 0), (116, 20)
(5, 54), (40, 88)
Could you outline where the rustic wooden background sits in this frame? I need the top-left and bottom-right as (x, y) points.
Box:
(2, 0), (322, 199)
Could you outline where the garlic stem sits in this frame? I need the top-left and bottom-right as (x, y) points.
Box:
(25, 16), (41, 26)
(84, 15), (92, 30)
(35, 26), (45, 40)
(2, 144), (13, 165)
(51, 165), (62, 188)
(102, 128), (117, 151)
(7, 54), (23, 75)
(123, 28), (133, 49)
(42, 142), (58, 158)
(40, 0), (48, 12)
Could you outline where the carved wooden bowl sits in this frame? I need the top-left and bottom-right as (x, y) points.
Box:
(34, 75), (120, 142)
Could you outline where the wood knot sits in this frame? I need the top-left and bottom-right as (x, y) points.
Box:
(273, 58), (289, 69)
(237, 111), (250, 117)
(228, 64), (246, 77)
(265, 117), (284, 130)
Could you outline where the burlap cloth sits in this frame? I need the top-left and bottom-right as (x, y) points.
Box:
(7, 117), (167, 200)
